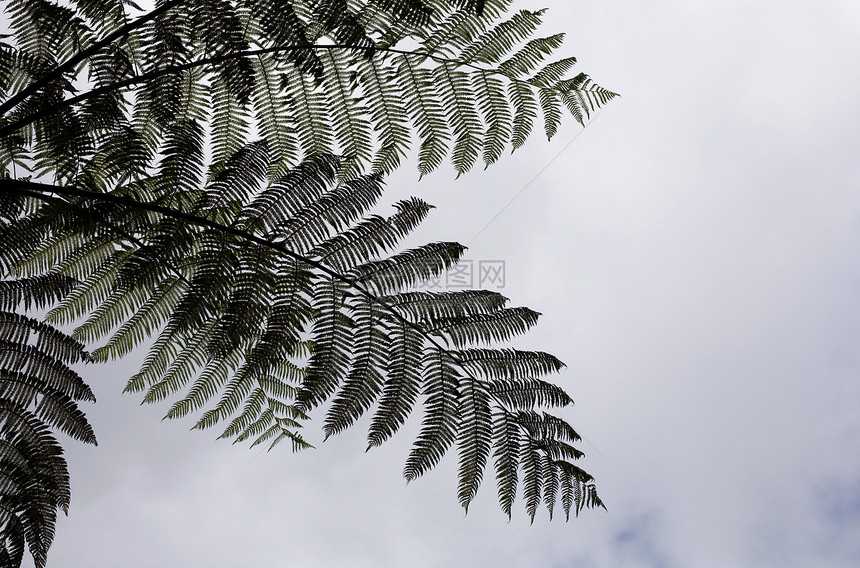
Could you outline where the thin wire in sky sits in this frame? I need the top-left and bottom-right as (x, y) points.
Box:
(466, 108), (609, 462)
(467, 107), (606, 246)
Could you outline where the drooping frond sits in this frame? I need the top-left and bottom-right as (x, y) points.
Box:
(403, 347), (461, 481)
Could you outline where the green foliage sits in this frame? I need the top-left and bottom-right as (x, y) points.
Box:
(0, 0), (616, 182)
(0, 274), (97, 568)
(0, 0), (613, 564)
(1, 150), (603, 523)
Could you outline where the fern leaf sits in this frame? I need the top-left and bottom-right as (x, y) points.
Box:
(432, 306), (540, 348)
(323, 299), (387, 438)
(403, 347), (459, 482)
(515, 410), (582, 444)
(295, 277), (354, 412)
(472, 69), (511, 167)
(508, 79), (537, 150)
(278, 172), (386, 253)
(357, 57), (411, 174)
(283, 67), (335, 159)
(542, 451), (558, 520)
(90, 276), (185, 362)
(557, 73), (619, 125)
(520, 439), (542, 523)
(354, 241), (466, 295)
(383, 289), (509, 321)
(529, 56), (578, 88)
(239, 154), (340, 236)
(367, 319), (423, 448)
(396, 55), (450, 177)
(322, 50), (372, 180)
(456, 374), (492, 511)
(434, 62), (482, 176)
(498, 34), (565, 78)
(492, 406), (520, 519)
(538, 86), (561, 140)
(458, 9), (544, 65)
(251, 53), (299, 180)
(489, 377), (573, 410)
(0, 275), (76, 312)
(456, 348), (565, 380)
(164, 349), (243, 420)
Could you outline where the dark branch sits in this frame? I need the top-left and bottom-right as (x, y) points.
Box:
(0, 0), (184, 117)
(0, 43), (502, 139)
(0, 179), (458, 358)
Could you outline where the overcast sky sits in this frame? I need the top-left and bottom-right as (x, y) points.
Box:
(22, 1), (860, 567)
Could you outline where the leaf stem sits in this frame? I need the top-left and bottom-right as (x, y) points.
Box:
(0, 178), (457, 359)
(0, 44), (515, 139)
(0, 0), (185, 118)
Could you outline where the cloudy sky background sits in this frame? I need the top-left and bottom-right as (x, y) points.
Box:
(23, 0), (860, 566)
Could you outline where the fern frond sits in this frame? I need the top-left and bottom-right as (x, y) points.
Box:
(488, 377), (572, 410)
(0, 272), (96, 567)
(323, 299), (387, 438)
(295, 277), (354, 412)
(557, 73), (619, 126)
(356, 57), (410, 174)
(456, 348), (565, 380)
(141, 317), (216, 404)
(514, 410), (582, 444)
(403, 347), (459, 481)
(498, 34), (565, 78)
(520, 438), (543, 523)
(431, 306), (540, 348)
(383, 289), (509, 321)
(434, 62), (482, 176)
(278, 172), (386, 253)
(457, 9), (544, 65)
(321, 50), (371, 181)
(472, 69), (511, 167)
(542, 451), (558, 520)
(529, 56), (578, 88)
(164, 349), (243, 420)
(0, 275), (76, 312)
(283, 66), (335, 159)
(491, 405), (520, 519)
(366, 318), (423, 448)
(396, 55), (450, 177)
(252, 54), (300, 180)
(456, 374), (491, 511)
(538, 86), (561, 140)
(89, 276), (185, 362)
(210, 75), (253, 170)
(354, 241), (466, 295)
(507, 79), (537, 150)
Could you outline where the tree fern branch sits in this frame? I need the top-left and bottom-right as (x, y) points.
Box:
(0, 179), (457, 362)
(0, 0), (184, 117)
(0, 45), (616, 141)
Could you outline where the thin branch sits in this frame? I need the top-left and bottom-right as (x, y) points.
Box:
(0, 179), (457, 358)
(0, 0), (184, 117)
(0, 43), (508, 139)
